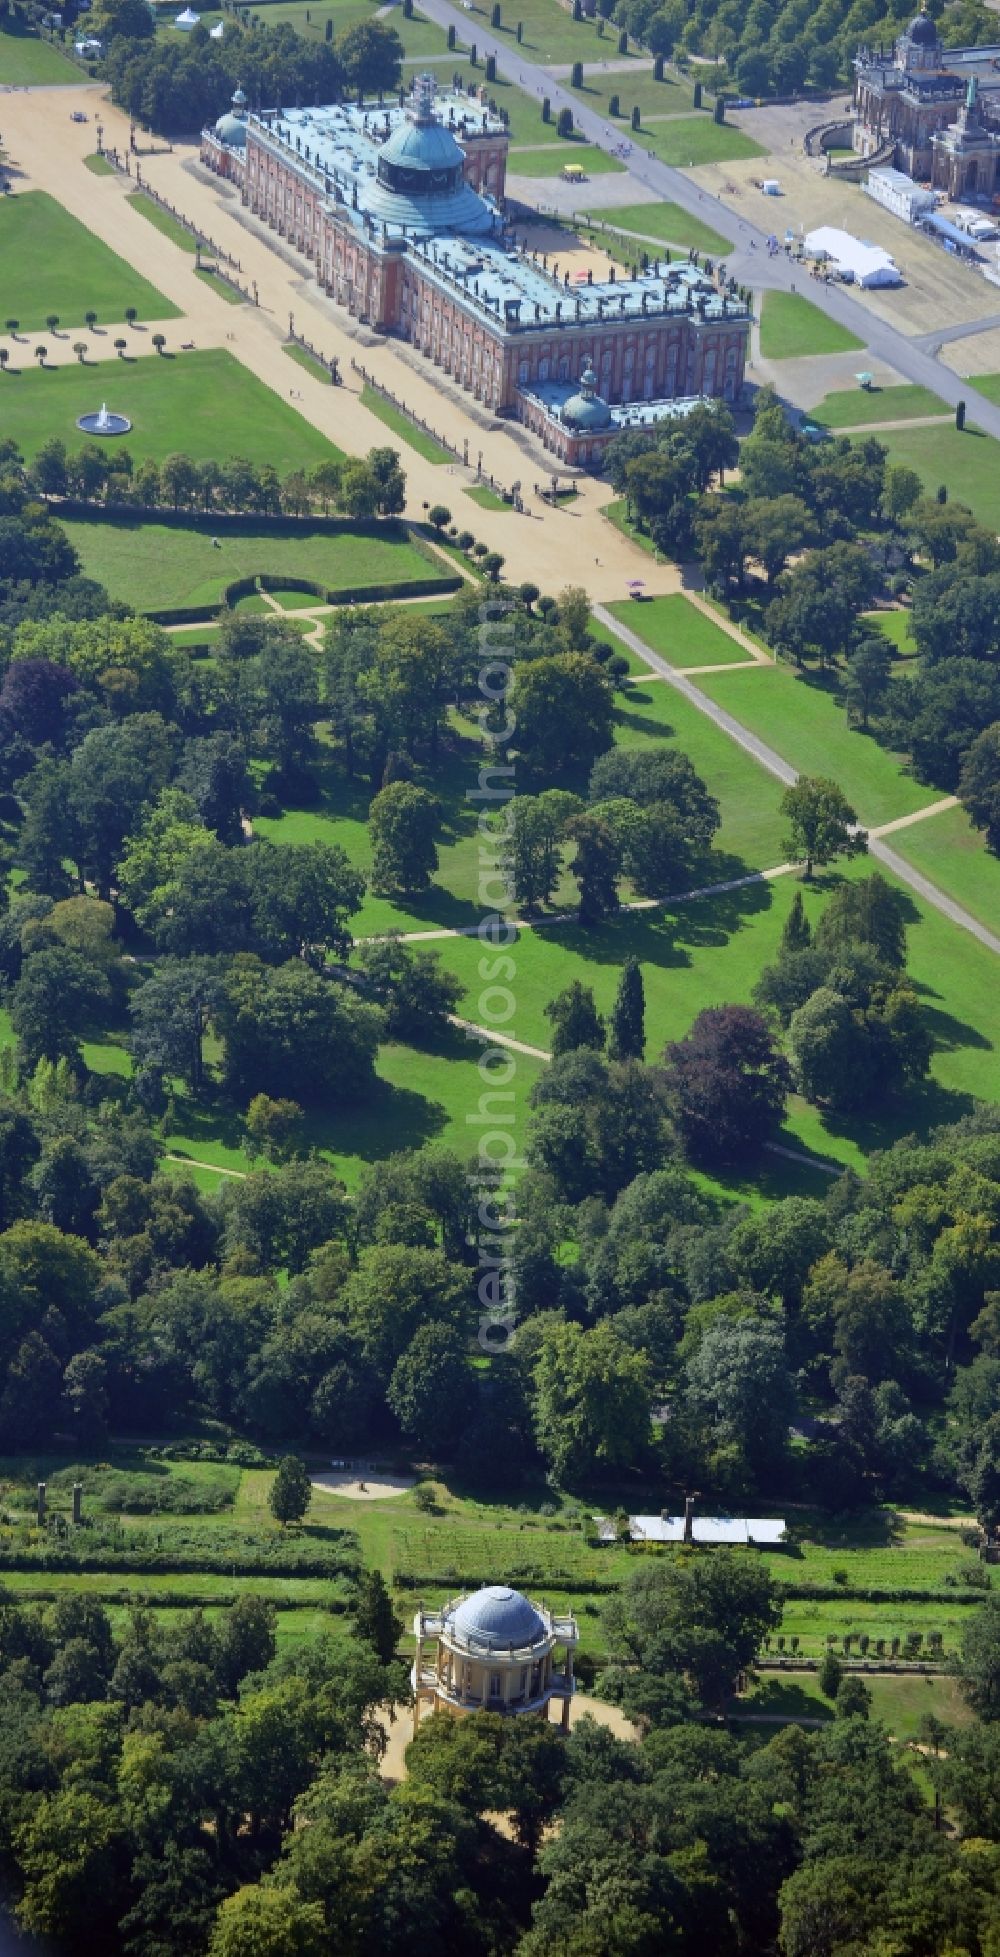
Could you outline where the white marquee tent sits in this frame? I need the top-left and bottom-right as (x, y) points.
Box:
(804, 224), (902, 287)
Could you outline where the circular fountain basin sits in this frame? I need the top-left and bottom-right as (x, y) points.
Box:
(76, 406), (132, 436)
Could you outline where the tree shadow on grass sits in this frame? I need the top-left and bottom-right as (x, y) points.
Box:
(813, 1074), (978, 1157)
(302, 1074), (452, 1166)
(732, 1679), (833, 1721)
(534, 872), (776, 974)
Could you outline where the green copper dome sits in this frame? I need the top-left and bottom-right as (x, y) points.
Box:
(561, 362), (613, 431)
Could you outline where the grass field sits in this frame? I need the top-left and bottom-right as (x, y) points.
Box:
(887, 800), (1000, 935)
(195, 267), (245, 306)
(732, 1670), (970, 1735)
(812, 382), (946, 427)
(62, 516), (442, 612)
(126, 191), (197, 253)
(865, 608), (916, 653)
(507, 144), (625, 178)
(360, 385), (452, 462)
(0, 348), (343, 472)
(488, 0), (633, 65)
(644, 116), (765, 168)
(0, 192), (178, 334)
(691, 665), (941, 824)
(465, 484), (509, 509)
(591, 199), (732, 256)
(758, 290), (864, 360)
(606, 594), (754, 669)
(872, 422), (1000, 530)
(571, 71), (683, 120)
(84, 154), (117, 178)
(164, 1036), (543, 1192)
(0, 21), (80, 80)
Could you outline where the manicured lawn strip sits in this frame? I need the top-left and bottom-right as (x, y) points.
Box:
(873, 423), (1000, 530)
(865, 608), (916, 652)
(759, 290), (864, 360)
(0, 349), (344, 472)
(591, 199), (731, 256)
(194, 267), (245, 305)
(692, 665), (940, 824)
(0, 191), (178, 333)
(774, 1596), (982, 1660)
(61, 516), (436, 613)
(126, 190), (197, 252)
(601, 496), (660, 554)
(507, 144), (625, 177)
(164, 1038), (542, 1193)
(0, 1569), (338, 1606)
(0, 23), (80, 80)
(464, 484), (509, 510)
(887, 800), (1000, 936)
(84, 154), (117, 178)
(284, 341), (334, 384)
(360, 384), (451, 462)
(812, 383), (944, 427)
(644, 116), (765, 167)
(959, 371), (1000, 407)
(607, 593), (752, 669)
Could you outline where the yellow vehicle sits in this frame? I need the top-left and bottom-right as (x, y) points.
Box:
(562, 162), (587, 182)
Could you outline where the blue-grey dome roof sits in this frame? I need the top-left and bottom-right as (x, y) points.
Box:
(215, 111), (247, 147)
(562, 362), (613, 430)
(907, 10), (937, 43)
(379, 115), (466, 176)
(447, 1585), (547, 1650)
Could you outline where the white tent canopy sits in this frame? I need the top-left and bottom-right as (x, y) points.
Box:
(804, 225), (902, 287)
(174, 7), (200, 25)
(595, 1515), (787, 1545)
(209, 20), (224, 36)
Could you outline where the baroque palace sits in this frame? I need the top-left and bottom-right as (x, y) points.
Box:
(853, 9), (1000, 199)
(201, 73), (749, 467)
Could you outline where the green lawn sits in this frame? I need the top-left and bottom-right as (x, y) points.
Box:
(0, 22), (80, 80)
(644, 116), (766, 168)
(465, 484), (509, 510)
(733, 1669), (970, 1734)
(360, 384), (452, 462)
(507, 143), (625, 178)
(571, 71), (683, 120)
(593, 199), (732, 256)
(62, 516), (442, 613)
(606, 594), (755, 669)
(865, 608), (916, 653)
(0, 192), (178, 334)
(0, 348), (344, 473)
(194, 266), (245, 306)
(84, 154), (117, 178)
(887, 800), (1000, 936)
(164, 1035), (543, 1193)
(812, 382), (946, 427)
(489, 0), (632, 65)
(957, 371), (1000, 408)
(872, 423), (1000, 531)
(284, 341), (334, 385)
(126, 191), (197, 253)
(691, 665), (940, 825)
(758, 290), (864, 360)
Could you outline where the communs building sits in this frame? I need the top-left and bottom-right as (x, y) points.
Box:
(201, 74), (749, 466)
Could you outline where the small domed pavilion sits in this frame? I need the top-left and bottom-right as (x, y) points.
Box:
(412, 1585), (578, 1734)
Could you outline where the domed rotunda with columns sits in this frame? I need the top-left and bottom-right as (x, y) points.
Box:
(411, 1585), (578, 1735)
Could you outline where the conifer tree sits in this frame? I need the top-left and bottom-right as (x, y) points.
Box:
(781, 889), (812, 955)
(609, 956), (645, 1061)
(354, 1569), (403, 1664)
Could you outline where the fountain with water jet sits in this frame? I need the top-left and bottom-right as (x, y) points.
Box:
(76, 401), (132, 435)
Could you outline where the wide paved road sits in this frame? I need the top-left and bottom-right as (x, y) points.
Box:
(418, 0), (1000, 438)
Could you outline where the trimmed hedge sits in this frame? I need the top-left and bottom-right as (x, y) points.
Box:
(145, 571), (460, 625)
(2, 1586), (350, 1612)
